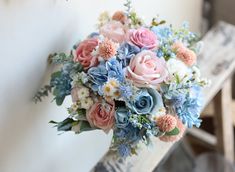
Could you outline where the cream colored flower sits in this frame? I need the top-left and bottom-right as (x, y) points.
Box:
(80, 97), (94, 109)
(77, 87), (90, 100)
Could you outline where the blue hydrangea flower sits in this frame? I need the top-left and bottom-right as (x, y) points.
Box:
(176, 86), (202, 128)
(88, 59), (125, 95)
(151, 26), (173, 41)
(106, 58), (125, 82)
(87, 62), (108, 92)
(117, 144), (131, 158)
(114, 124), (141, 143)
(117, 43), (141, 66)
(164, 88), (186, 108)
(127, 88), (164, 115)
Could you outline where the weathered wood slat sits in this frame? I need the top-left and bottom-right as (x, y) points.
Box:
(188, 128), (217, 147)
(214, 79), (234, 161)
(91, 22), (235, 172)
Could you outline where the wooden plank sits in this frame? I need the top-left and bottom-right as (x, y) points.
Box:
(187, 128), (217, 147)
(214, 79), (234, 162)
(91, 22), (235, 172)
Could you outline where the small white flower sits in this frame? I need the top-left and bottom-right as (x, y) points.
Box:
(77, 87), (90, 100)
(102, 79), (121, 99)
(167, 58), (190, 81)
(80, 97), (94, 109)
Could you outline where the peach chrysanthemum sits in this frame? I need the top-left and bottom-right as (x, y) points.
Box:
(112, 11), (128, 24)
(157, 114), (177, 132)
(159, 116), (186, 142)
(99, 39), (117, 60)
(172, 42), (197, 66)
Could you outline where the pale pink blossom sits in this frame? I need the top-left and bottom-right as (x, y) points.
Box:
(100, 21), (127, 43)
(129, 28), (158, 49)
(126, 50), (168, 87)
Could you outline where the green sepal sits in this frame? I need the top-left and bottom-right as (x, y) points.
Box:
(165, 127), (180, 136)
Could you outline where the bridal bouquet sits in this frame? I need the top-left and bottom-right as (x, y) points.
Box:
(34, 3), (209, 158)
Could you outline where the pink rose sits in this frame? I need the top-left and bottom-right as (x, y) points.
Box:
(73, 38), (99, 70)
(86, 100), (115, 133)
(129, 28), (158, 50)
(172, 42), (197, 66)
(126, 50), (168, 87)
(100, 21), (127, 43)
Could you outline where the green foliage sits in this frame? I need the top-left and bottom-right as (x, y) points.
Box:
(48, 52), (73, 65)
(50, 118), (94, 134)
(50, 118), (75, 132)
(79, 121), (93, 133)
(165, 127), (180, 136)
(151, 17), (166, 27)
(129, 12), (143, 27)
(33, 85), (53, 103)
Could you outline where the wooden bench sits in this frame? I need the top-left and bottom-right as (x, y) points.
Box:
(91, 21), (235, 172)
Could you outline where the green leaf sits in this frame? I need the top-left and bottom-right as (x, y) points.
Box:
(75, 114), (87, 121)
(77, 109), (86, 115)
(57, 118), (74, 131)
(55, 96), (65, 106)
(79, 121), (93, 132)
(49, 120), (58, 124)
(165, 127), (180, 136)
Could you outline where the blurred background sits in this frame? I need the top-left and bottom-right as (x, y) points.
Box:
(0, 0), (235, 172)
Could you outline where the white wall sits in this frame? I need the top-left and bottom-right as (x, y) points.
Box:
(0, 0), (202, 172)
